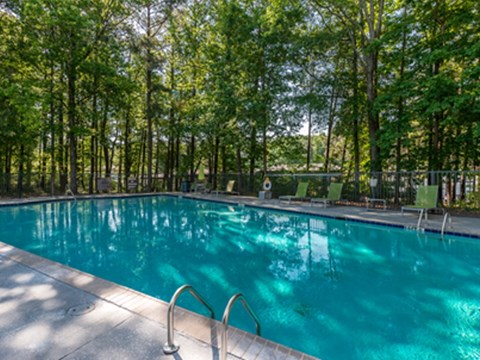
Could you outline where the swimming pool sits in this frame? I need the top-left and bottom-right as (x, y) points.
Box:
(0, 196), (479, 359)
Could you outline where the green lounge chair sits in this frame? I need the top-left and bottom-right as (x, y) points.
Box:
(311, 182), (343, 207)
(198, 164), (206, 182)
(212, 180), (239, 195)
(279, 182), (309, 204)
(401, 185), (439, 220)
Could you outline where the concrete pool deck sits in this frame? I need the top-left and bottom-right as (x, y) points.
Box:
(1, 193), (480, 360)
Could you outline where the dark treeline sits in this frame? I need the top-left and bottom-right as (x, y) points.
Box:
(0, 0), (479, 194)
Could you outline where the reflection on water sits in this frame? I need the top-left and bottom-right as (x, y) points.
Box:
(1, 196), (480, 359)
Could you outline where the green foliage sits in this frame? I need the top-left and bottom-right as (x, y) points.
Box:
(1, 0), (479, 194)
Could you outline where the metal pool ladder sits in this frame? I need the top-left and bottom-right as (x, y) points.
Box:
(441, 212), (452, 237)
(65, 184), (77, 204)
(221, 293), (261, 360)
(416, 209), (424, 230)
(163, 284), (215, 354)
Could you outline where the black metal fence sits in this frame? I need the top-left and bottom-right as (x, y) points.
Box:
(2, 170), (480, 211)
(265, 171), (480, 210)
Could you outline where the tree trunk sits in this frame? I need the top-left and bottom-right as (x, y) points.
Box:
(154, 127), (161, 178)
(429, 0), (446, 175)
(189, 81), (197, 183)
(49, 63), (56, 196)
(236, 146), (243, 193)
(352, 40), (360, 200)
(140, 129), (147, 189)
(5, 146), (12, 193)
(213, 136), (219, 189)
(395, 9), (407, 204)
(221, 144), (226, 184)
(324, 88), (338, 173)
(145, 4), (154, 192)
(101, 100), (110, 176)
(41, 129), (47, 192)
(189, 135), (196, 183)
(58, 87), (67, 192)
(67, 65), (78, 194)
(17, 145), (25, 198)
(175, 136), (180, 190)
(249, 124), (256, 191)
(359, 0), (384, 173)
(262, 126), (267, 174)
(124, 108), (132, 191)
(365, 59), (381, 172)
(89, 75), (98, 194)
(164, 135), (171, 190)
(306, 103), (312, 172)
(168, 136), (175, 191)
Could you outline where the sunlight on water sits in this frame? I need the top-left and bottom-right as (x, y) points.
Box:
(1, 196), (480, 359)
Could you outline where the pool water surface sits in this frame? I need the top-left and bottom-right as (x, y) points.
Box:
(0, 196), (479, 359)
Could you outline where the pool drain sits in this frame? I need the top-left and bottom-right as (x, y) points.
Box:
(67, 303), (95, 316)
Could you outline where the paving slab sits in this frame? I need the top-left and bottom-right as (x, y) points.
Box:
(61, 315), (214, 360)
(0, 258), (133, 360)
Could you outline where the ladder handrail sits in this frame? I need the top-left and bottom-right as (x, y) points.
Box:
(65, 184), (77, 204)
(417, 209), (424, 230)
(163, 284), (215, 354)
(441, 212), (451, 236)
(221, 293), (261, 360)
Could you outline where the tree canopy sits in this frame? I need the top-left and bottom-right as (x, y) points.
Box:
(0, 0), (479, 194)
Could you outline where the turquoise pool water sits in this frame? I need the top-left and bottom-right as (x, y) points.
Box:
(1, 196), (480, 359)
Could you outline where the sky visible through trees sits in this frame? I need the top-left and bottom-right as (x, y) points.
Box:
(0, 0), (479, 194)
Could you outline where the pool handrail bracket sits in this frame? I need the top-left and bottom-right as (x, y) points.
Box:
(163, 284), (215, 354)
(221, 293), (261, 360)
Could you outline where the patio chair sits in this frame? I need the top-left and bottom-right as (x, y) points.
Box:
(279, 182), (309, 204)
(212, 180), (239, 195)
(366, 178), (386, 210)
(194, 164), (208, 193)
(401, 185), (439, 220)
(311, 182), (343, 207)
